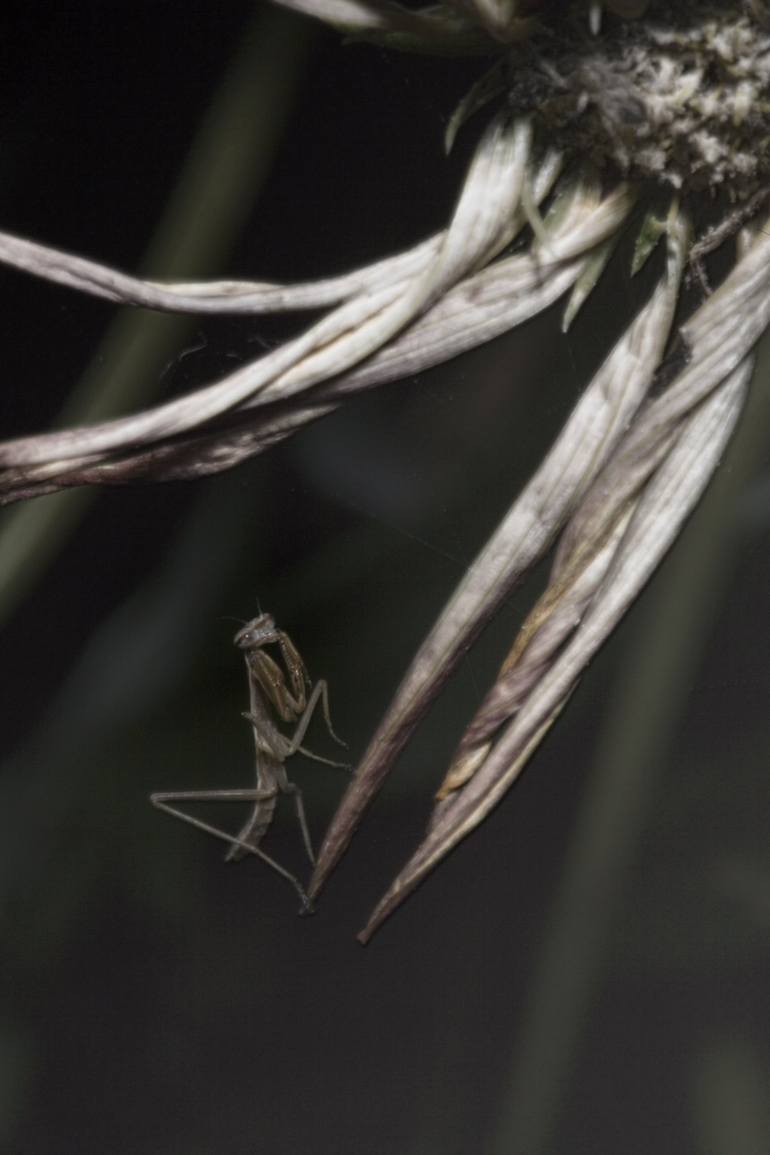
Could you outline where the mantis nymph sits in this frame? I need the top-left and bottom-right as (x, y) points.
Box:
(151, 614), (346, 911)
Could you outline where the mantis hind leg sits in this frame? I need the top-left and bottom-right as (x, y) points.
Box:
(151, 788), (272, 803)
(151, 786), (274, 863)
(281, 781), (315, 865)
(150, 793), (312, 913)
(225, 787), (278, 864)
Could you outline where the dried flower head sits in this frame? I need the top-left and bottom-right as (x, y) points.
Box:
(514, 2), (770, 192)
(0, 0), (769, 938)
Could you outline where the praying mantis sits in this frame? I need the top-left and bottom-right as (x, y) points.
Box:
(150, 613), (347, 912)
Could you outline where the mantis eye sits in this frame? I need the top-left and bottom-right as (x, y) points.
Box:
(233, 626), (256, 649)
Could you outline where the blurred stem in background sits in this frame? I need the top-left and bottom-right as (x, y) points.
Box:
(692, 1038), (770, 1155)
(492, 330), (770, 1155)
(0, 4), (310, 625)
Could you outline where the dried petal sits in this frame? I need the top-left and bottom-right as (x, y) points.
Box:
(0, 115), (532, 473)
(360, 353), (753, 940)
(310, 190), (686, 901)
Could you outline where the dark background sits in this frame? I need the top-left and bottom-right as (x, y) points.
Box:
(1, 4), (768, 1152)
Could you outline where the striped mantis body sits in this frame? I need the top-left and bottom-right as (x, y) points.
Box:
(151, 614), (346, 911)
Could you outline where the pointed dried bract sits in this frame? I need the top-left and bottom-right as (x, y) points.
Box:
(309, 190), (679, 898)
(360, 351), (754, 939)
(358, 218), (770, 938)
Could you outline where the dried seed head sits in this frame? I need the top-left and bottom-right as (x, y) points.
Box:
(507, 2), (770, 194)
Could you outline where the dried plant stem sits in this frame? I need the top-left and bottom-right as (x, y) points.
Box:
(693, 1039), (770, 1155)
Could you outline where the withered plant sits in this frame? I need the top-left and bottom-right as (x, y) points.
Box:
(1, 1), (769, 938)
